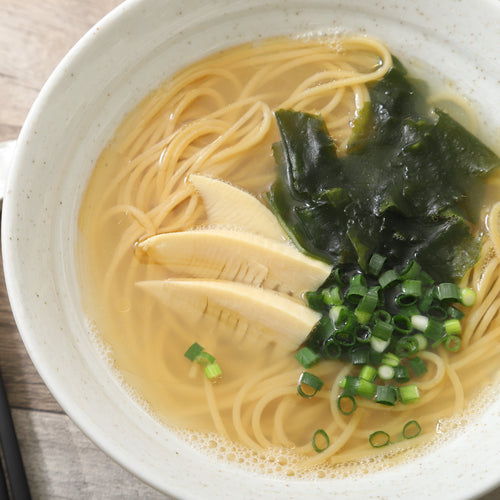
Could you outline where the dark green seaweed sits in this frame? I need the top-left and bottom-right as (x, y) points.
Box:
(266, 61), (499, 283)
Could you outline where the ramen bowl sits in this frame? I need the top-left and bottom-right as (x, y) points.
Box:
(2, 0), (500, 498)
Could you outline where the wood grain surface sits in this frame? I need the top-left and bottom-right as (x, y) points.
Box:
(0, 1), (498, 499)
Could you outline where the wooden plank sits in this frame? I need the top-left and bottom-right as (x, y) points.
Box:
(0, 0), (123, 140)
(12, 408), (168, 499)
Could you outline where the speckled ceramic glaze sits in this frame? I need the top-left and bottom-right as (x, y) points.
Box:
(2, 1), (500, 498)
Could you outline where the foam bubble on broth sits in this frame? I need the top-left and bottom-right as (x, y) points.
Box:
(171, 381), (500, 480)
(85, 317), (113, 364)
(85, 316), (157, 417)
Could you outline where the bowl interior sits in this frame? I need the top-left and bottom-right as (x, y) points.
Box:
(2, 0), (500, 498)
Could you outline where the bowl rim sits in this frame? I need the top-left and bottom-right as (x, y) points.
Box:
(2, 0), (500, 498)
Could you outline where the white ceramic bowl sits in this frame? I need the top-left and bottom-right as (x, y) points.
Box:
(3, 0), (500, 498)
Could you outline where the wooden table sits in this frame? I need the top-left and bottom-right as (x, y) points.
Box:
(0, 1), (499, 499)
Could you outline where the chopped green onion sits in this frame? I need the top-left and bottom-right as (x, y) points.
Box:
(323, 338), (342, 360)
(329, 305), (352, 326)
(337, 394), (357, 415)
(399, 384), (420, 404)
(369, 430), (391, 448)
(394, 364), (410, 383)
(332, 267), (347, 286)
(396, 293), (418, 307)
(295, 347), (321, 368)
(424, 317), (445, 342)
(412, 315), (444, 341)
(413, 333), (428, 351)
(436, 282), (461, 303)
(379, 269), (399, 289)
(381, 352), (400, 367)
(328, 305), (344, 324)
(370, 336), (390, 353)
(359, 364), (377, 382)
(419, 271), (435, 286)
(309, 314), (335, 346)
(444, 319), (462, 336)
(340, 375), (359, 396)
(395, 335), (419, 357)
(378, 364), (395, 381)
(397, 304), (421, 318)
(372, 319), (394, 341)
(357, 378), (377, 399)
(312, 429), (330, 453)
(334, 306), (354, 328)
(305, 290), (325, 311)
(347, 274), (368, 304)
(428, 305), (447, 321)
(375, 385), (398, 406)
(401, 279), (423, 298)
(350, 346), (371, 365)
(203, 362), (222, 381)
(185, 343), (223, 380)
(184, 342), (205, 362)
(322, 286), (343, 306)
(373, 310), (391, 323)
(356, 324), (372, 343)
(334, 329), (357, 347)
(408, 356), (428, 377)
(411, 315), (429, 332)
(418, 286), (436, 313)
(403, 420), (422, 439)
(368, 253), (386, 276)
(369, 350), (384, 365)
(461, 287), (477, 307)
(392, 314), (412, 334)
(444, 335), (461, 352)
(399, 260), (422, 280)
(304, 256), (467, 392)
(196, 351), (216, 366)
(447, 306), (465, 320)
(355, 287), (379, 324)
(297, 371), (324, 398)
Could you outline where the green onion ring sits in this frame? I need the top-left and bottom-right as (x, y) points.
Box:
(392, 314), (412, 334)
(428, 305), (448, 321)
(369, 430), (391, 448)
(445, 335), (461, 352)
(297, 371), (324, 398)
(337, 394), (357, 415)
(323, 338), (341, 360)
(312, 429), (330, 453)
(403, 420), (422, 439)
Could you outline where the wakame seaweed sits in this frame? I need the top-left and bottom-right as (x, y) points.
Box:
(266, 60), (500, 283)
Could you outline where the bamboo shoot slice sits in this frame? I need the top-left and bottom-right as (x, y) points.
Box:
(189, 174), (288, 241)
(138, 229), (332, 298)
(136, 279), (321, 351)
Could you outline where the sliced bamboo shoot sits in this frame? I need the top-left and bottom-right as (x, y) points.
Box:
(139, 229), (332, 298)
(189, 174), (289, 241)
(136, 279), (321, 352)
